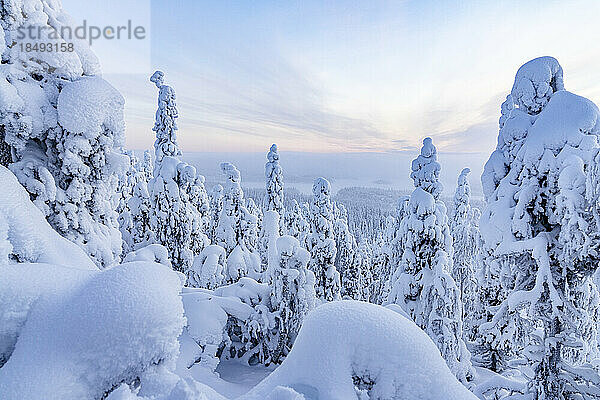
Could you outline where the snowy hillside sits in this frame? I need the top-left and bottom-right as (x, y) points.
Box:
(2, 1), (600, 399)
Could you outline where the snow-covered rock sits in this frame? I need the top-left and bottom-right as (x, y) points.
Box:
(241, 301), (478, 400)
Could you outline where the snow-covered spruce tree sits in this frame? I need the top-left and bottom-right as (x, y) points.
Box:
(480, 57), (600, 399)
(116, 150), (142, 254)
(149, 157), (196, 273)
(269, 235), (317, 363)
(188, 244), (226, 289)
(387, 137), (473, 384)
(188, 172), (210, 256)
(125, 178), (155, 251)
(265, 144), (284, 219)
(147, 71), (205, 275)
(0, 2), (127, 267)
(307, 177), (341, 301)
(334, 218), (360, 299)
(208, 184), (224, 243)
(283, 199), (309, 244)
(356, 238), (373, 302)
(215, 162), (261, 283)
(150, 70), (181, 166)
(378, 196), (409, 304)
(450, 167), (479, 341)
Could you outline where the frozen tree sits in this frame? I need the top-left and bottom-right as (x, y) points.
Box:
(450, 168), (479, 341)
(215, 162), (261, 282)
(188, 244), (226, 289)
(0, 2), (127, 267)
(479, 57), (600, 399)
(387, 138), (473, 384)
(149, 157), (195, 273)
(334, 218), (360, 299)
(378, 196), (410, 304)
(188, 173), (210, 255)
(283, 199), (309, 244)
(307, 177), (341, 301)
(265, 144), (284, 219)
(269, 235), (317, 363)
(126, 179), (155, 251)
(208, 184), (224, 243)
(356, 239), (373, 302)
(150, 71), (181, 165)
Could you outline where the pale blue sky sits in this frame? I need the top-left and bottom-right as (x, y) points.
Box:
(62, 0), (600, 155)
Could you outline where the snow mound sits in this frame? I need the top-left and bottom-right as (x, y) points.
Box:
(0, 262), (185, 400)
(0, 166), (96, 270)
(58, 76), (125, 142)
(124, 244), (172, 268)
(241, 301), (477, 400)
(0, 263), (95, 367)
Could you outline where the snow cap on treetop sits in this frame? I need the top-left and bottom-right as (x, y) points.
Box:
(268, 144), (279, 162)
(458, 168), (470, 183)
(221, 162), (241, 182)
(410, 137), (442, 199)
(150, 70), (165, 88)
(511, 56), (564, 115)
(313, 177), (331, 196)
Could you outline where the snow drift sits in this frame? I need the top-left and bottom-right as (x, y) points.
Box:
(241, 301), (477, 400)
(0, 262), (185, 400)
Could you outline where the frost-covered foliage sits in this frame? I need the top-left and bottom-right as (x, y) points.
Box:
(149, 156), (196, 273)
(0, 2), (128, 268)
(307, 177), (341, 301)
(479, 56), (600, 399)
(188, 173), (210, 256)
(387, 138), (473, 384)
(283, 199), (309, 245)
(334, 218), (360, 299)
(268, 235), (316, 363)
(241, 301), (478, 400)
(450, 168), (479, 341)
(150, 71), (182, 165)
(264, 144), (284, 219)
(208, 184), (223, 243)
(125, 179), (155, 251)
(215, 277), (276, 366)
(215, 162), (261, 283)
(376, 196), (409, 305)
(0, 165), (96, 269)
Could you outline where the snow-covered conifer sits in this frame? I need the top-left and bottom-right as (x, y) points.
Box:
(479, 57), (600, 398)
(215, 162), (261, 282)
(334, 218), (360, 299)
(388, 138), (473, 383)
(283, 199), (309, 244)
(149, 157), (195, 273)
(450, 168), (478, 341)
(150, 71), (181, 166)
(0, 2), (125, 267)
(188, 244), (226, 289)
(269, 235), (316, 363)
(307, 177), (341, 301)
(265, 144), (284, 218)
(188, 173), (210, 255)
(208, 184), (224, 243)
